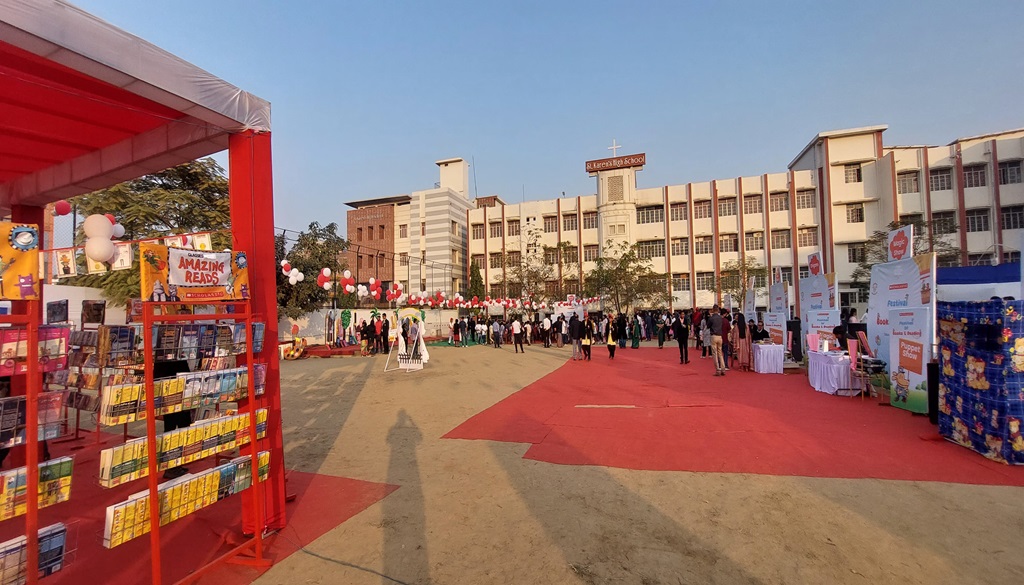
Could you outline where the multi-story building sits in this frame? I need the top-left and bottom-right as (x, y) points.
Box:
(466, 125), (1024, 314)
(345, 158), (472, 295)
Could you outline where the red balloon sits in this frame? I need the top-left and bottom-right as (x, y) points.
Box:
(104, 213), (116, 224)
(53, 200), (72, 216)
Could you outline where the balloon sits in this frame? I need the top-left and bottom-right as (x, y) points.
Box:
(289, 275), (297, 285)
(343, 270), (352, 279)
(322, 267), (332, 277)
(83, 214), (114, 239)
(84, 237), (115, 263)
(396, 282), (403, 290)
(346, 284), (355, 293)
(368, 277), (375, 286)
(289, 268), (298, 277)
(111, 223), (125, 239)
(296, 272), (304, 282)
(53, 200), (72, 216)
(323, 282), (332, 290)
(102, 213), (116, 225)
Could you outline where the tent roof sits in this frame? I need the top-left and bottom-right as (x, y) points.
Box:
(0, 0), (270, 212)
(936, 263), (1021, 285)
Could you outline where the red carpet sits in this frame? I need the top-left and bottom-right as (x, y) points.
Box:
(445, 347), (1024, 486)
(0, 438), (396, 585)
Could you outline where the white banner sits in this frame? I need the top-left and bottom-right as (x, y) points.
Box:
(806, 310), (841, 350)
(887, 224), (914, 262)
(763, 312), (788, 346)
(167, 248), (233, 287)
(769, 282), (788, 314)
(723, 293), (733, 312)
(888, 307), (931, 414)
(743, 290), (755, 316)
(799, 273), (836, 322)
(863, 253), (935, 372)
(807, 252), (823, 276)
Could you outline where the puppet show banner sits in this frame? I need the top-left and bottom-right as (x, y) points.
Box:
(763, 312), (788, 346)
(0, 223), (40, 300)
(863, 253), (935, 374)
(140, 242), (249, 302)
(888, 307), (931, 414)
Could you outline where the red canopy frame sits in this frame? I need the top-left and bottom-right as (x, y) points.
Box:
(0, 1), (285, 582)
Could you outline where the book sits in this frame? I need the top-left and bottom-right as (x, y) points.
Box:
(178, 325), (201, 361)
(197, 325), (217, 359)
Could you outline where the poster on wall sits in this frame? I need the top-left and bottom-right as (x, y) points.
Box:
(111, 243), (133, 271)
(863, 253), (935, 372)
(140, 242), (249, 302)
(0, 223), (40, 300)
(52, 249), (77, 279)
(769, 281), (788, 314)
(806, 310), (841, 349)
(763, 312), (788, 346)
(807, 252), (823, 276)
(887, 224), (914, 262)
(888, 307), (931, 413)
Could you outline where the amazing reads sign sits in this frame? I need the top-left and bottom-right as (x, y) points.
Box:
(140, 242), (249, 302)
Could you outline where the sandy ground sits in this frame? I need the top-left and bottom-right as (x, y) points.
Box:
(255, 342), (1024, 585)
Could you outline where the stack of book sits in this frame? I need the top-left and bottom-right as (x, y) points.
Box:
(102, 451), (269, 548)
(150, 322), (266, 362)
(0, 523), (68, 582)
(0, 326), (71, 376)
(0, 397), (25, 450)
(0, 457), (74, 521)
(98, 409), (268, 487)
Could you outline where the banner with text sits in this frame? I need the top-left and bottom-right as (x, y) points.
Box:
(888, 307), (931, 413)
(863, 253), (935, 373)
(0, 223), (40, 300)
(807, 252), (823, 276)
(799, 272), (836, 322)
(743, 291), (756, 317)
(806, 310), (841, 350)
(887, 224), (914, 262)
(763, 312), (788, 346)
(769, 281), (789, 314)
(140, 242), (249, 302)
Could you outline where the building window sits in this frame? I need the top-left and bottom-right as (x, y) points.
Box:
(452, 221), (459, 235)
(563, 246), (579, 263)
(694, 236), (714, 255)
(754, 275), (767, 288)
(1002, 205), (1024, 231)
(491, 285), (505, 298)
(489, 253), (502, 269)
(933, 211), (956, 235)
(937, 256), (960, 268)
(899, 214), (922, 226)
(542, 280), (559, 296)
(1003, 251), (1021, 264)
(769, 193), (789, 212)
(421, 222), (426, 236)
(367, 226), (373, 240)
(563, 214), (578, 231)
(489, 221), (503, 239)
(999, 161), (1022, 185)
(963, 164), (987, 188)
(451, 249), (460, 264)
(506, 251), (521, 265)
(719, 234), (738, 253)
(471, 254), (484, 268)
(695, 272), (715, 291)
(848, 244), (866, 263)
(743, 195), (763, 215)
(799, 265), (810, 279)
(718, 198), (737, 217)
(637, 240), (666, 259)
(544, 248), (559, 265)
(672, 273), (690, 291)
(399, 224), (408, 238)
(471, 224), (485, 239)
(844, 164), (862, 183)
(797, 228), (818, 247)
(670, 237), (689, 256)
(400, 252), (409, 266)
(636, 206), (665, 224)
(779, 267), (793, 285)
(356, 227), (363, 242)
(930, 168), (952, 191)
(968, 253), (993, 266)
(582, 212), (598, 229)
(771, 230), (791, 249)
(896, 171), (919, 194)
(966, 209), (990, 232)
(507, 219), (520, 236)
(693, 201), (712, 219)
(745, 231), (764, 251)
(846, 203), (864, 223)
(583, 245), (599, 262)
(670, 203), (687, 221)
(507, 283), (522, 298)
(563, 280), (580, 295)
(795, 190), (816, 209)
(543, 216), (558, 233)
(606, 223), (626, 235)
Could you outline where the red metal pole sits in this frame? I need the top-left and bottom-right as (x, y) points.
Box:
(25, 301), (39, 585)
(243, 311), (265, 559)
(142, 304), (163, 585)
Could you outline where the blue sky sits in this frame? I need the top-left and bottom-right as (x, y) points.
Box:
(75, 0), (1024, 235)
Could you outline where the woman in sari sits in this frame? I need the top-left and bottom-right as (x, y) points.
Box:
(732, 313), (752, 371)
(631, 314), (642, 349)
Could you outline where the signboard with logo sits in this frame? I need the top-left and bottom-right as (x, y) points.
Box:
(799, 272), (836, 322)
(863, 253), (935, 373)
(140, 242), (250, 302)
(887, 225), (914, 262)
(807, 252), (823, 276)
(0, 222), (40, 300)
(769, 281), (788, 315)
(585, 153), (646, 173)
(806, 310), (841, 349)
(763, 312), (788, 346)
(888, 307), (931, 413)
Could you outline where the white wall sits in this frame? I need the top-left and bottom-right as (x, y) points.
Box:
(43, 284), (127, 325)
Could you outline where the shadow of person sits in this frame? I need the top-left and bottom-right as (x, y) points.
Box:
(382, 409), (430, 584)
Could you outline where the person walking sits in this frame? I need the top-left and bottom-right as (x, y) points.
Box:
(512, 317), (525, 353)
(631, 314), (641, 349)
(570, 314), (584, 361)
(672, 311), (689, 364)
(381, 316), (390, 354)
(709, 306), (725, 376)
(657, 312), (667, 349)
(721, 311), (732, 370)
(606, 316), (619, 359)
(491, 319), (502, 349)
(581, 316), (594, 361)
(733, 312), (751, 371)
(542, 315), (552, 347)
(616, 314), (628, 349)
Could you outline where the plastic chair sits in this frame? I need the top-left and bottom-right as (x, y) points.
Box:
(847, 339), (867, 401)
(806, 334), (820, 353)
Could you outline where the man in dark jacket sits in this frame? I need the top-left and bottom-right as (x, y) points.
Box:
(671, 311), (689, 364)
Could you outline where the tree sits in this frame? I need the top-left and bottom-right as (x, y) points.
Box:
(583, 240), (671, 314)
(717, 256), (768, 304)
(65, 158), (232, 305)
(468, 261), (485, 300)
(276, 222), (349, 320)
(850, 218), (959, 289)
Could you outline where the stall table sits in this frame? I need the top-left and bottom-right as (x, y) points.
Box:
(752, 343), (784, 374)
(807, 350), (854, 395)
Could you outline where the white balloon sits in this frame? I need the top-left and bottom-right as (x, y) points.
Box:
(323, 282), (332, 290)
(290, 268), (299, 277)
(83, 214), (113, 239)
(343, 270), (352, 279)
(322, 267), (332, 277)
(368, 277), (375, 285)
(396, 282), (403, 290)
(296, 272), (305, 282)
(289, 275), (297, 285)
(111, 223), (125, 239)
(84, 236), (115, 262)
